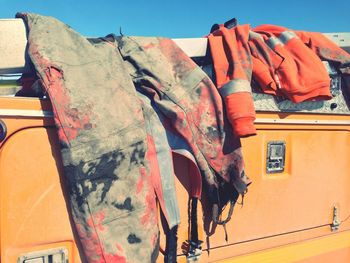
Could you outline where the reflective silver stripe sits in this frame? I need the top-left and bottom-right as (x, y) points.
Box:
(255, 118), (350, 125)
(249, 31), (264, 41)
(279, 31), (298, 44)
(266, 36), (283, 49)
(219, 79), (251, 97)
(266, 31), (298, 49)
(0, 109), (53, 117)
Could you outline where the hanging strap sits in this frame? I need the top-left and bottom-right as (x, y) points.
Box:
(187, 197), (203, 262)
(212, 200), (235, 242)
(190, 197), (199, 243)
(164, 225), (178, 263)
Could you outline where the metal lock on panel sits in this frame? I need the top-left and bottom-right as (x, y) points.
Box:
(266, 141), (286, 173)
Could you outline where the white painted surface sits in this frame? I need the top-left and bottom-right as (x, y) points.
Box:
(0, 109), (53, 117)
(254, 118), (350, 126)
(0, 18), (349, 73)
(0, 19), (30, 74)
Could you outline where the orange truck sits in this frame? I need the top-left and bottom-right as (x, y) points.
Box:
(1, 19), (350, 263)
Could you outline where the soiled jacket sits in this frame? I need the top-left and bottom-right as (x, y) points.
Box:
(18, 13), (250, 263)
(208, 24), (350, 138)
(252, 24), (350, 102)
(18, 12), (160, 263)
(208, 24), (256, 138)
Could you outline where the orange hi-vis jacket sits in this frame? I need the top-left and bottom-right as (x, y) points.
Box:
(253, 24), (350, 102)
(208, 24), (350, 138)
(208, 24), (257, 138)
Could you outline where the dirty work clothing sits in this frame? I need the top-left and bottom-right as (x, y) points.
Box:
(19, 12), (160, 263)
(18, 13), (251, 263)
(253, 25), (350, 101)
(138, 89), (202, 200)
(137, 91), (181, 228)
(208, 24), (350, 137)
(208, 24), (256, 138)
(253, 25), (332, 102)
(117, 36), (250, 196)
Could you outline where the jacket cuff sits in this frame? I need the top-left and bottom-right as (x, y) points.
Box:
(231, 117), (256, 138)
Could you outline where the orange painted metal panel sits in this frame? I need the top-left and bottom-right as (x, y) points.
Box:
(215, 230), (350, 263)
(0, 126), (80, 263)
(299, 247), (350, 263)
(159, 127), (350, 255)
(0, 97), (52, 111)
(6, 242), (76, 263)
(1, 96), (350, 262)
(172, 225), (350, 263)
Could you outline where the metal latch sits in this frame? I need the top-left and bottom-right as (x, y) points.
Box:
(17, 248), (68, 263)
(331, 206), (340, 231)
(266, 141), (286, 173)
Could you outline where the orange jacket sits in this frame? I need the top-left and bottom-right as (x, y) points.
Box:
(208, 24), (256, 138)
(208, 24), (350, 137)
(253, 25), (350, 103)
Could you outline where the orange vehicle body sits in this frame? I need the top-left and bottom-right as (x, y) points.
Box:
(1, 94), (350, 263)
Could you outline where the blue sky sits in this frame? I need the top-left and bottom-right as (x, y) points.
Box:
(1, 0), (349, 38)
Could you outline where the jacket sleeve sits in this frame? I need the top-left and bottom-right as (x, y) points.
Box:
(296, 31), (350, 93)
(208, 24), (256, 138)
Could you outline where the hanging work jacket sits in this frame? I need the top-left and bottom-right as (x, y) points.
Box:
(208, 24), (350, 137)
(207, 25), (257, 138)
(18, 12), (251, 263)
(117, 34), (250, 200)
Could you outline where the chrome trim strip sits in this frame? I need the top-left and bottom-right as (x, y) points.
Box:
(0, 109), (54, 117)
(255, 118), (350, 125)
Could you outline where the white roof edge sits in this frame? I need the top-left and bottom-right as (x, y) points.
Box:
(174, 34), (350, 57)
(0, 18), (349, 74)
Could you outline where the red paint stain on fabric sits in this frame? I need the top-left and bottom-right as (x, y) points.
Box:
(137, 135), (159, 226)
(158, 38), (196, 72)
(143, 43), (156, 49)
(136, 167), (146, 194)
(140, 185), (157, 225)
(104, 253), (127, 263)
(116, 243), (124, 252)
(91, 211), (106, 232)
(145, 135), (168, 222)
(151, 233), (159, 247)
(86, 248), (126, 263)
(29, 45), (92, 145)
(76, 221), (128, 263)
(75, 223), (105, 263)
(102, 243), (127, 263)
(140, 191), (153, 225)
